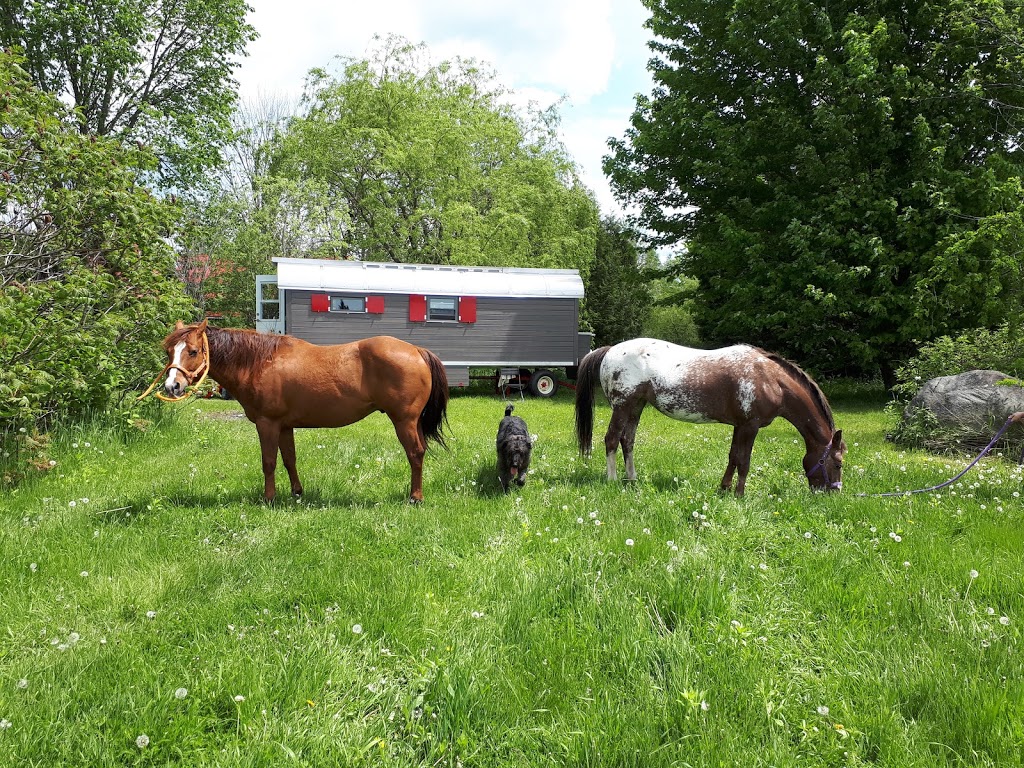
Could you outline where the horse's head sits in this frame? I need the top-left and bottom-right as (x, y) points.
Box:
(804, 429), (845, 492)
(162, 319), (210, 398)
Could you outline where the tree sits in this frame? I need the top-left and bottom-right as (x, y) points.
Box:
(606, 0), (1024, 385)
(280, 36), (598, 273)
(583, 218), (652, 347)
(0, 0), (257, 190)
(0, 50), (192, 443)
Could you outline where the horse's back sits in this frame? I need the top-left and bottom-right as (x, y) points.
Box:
(600, 338), (769, 424)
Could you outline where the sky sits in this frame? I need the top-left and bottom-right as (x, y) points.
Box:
(233, 0), (656, 217)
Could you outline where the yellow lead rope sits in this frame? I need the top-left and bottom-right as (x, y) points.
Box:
(137, 332), (211, 403)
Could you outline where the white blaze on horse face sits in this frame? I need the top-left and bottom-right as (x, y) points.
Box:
(164, 341), (186, 392)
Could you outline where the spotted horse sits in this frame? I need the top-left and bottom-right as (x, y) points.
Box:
(574, 338), (845, 495)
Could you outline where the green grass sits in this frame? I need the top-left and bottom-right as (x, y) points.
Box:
(1, 391), (1022, 766)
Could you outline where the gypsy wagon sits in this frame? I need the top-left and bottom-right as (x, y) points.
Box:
(256, 257), (593, 395)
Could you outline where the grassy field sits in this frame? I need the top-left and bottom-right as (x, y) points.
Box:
(1, 388), (1022, 766)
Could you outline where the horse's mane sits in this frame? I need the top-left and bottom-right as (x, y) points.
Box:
(163, 325), (288, 374)
(756, 348), (835, 430)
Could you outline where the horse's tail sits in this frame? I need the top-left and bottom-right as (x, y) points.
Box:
(574, 345), (611, 457)
(419, 348), (449, 449)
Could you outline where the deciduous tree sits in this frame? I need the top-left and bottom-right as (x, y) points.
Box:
(0, 0), (257, 190)
(606, 0), (1024, 385)
(281, 37), (598, 273)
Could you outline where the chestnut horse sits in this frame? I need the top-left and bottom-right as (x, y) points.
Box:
(161, 320), (448, 503)
(574, 338), (845, 495)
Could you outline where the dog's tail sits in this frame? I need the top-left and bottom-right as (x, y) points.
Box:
(574, 345), (611, 457)
(505, 404), (514, 417)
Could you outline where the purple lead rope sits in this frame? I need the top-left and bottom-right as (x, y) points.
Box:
(857, 414), (1021, 498)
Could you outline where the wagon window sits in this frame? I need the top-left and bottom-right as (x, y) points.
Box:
(330, 295), (366, 313)
(426, 297), (457, 321)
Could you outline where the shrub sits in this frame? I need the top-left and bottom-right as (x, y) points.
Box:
(891, 325), (1024, 402)
(0, 50), (193, 482)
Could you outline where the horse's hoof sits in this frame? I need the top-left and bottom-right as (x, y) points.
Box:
(408, 497), (423, 505)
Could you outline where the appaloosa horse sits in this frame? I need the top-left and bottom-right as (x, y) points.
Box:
(574, 338), (845, 495)
(159, 320), (448, 502)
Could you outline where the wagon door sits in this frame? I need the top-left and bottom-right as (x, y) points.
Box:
(256, 275), (285, 334)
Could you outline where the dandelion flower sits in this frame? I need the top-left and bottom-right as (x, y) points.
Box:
(817, 705), (830, 716)
(68, 501), (76, 508)
(1000, 616), (1010, 626)
(146, 611), (157, 620)
(234, 695), (245, 703)
(80, 571), (88, 578)
(16, 679), (27, 690)
(804, 532), (812, 539)
(352, 624), (363, 635)
(625, 539), (634, 547)
(174, 687), (188, 699)
(969, 569), (979, 579)
(135, 734), (149, 748)
(29, 563), (37, 572)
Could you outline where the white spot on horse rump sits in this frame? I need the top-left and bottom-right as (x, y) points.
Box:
(738, 379), (756, 415)
(164, 341), (185, 390)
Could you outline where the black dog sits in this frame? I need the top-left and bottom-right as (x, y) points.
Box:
(496, 404), (532, 492)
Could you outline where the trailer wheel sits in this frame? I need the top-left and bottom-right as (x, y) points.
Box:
(528, 369), (558, 397)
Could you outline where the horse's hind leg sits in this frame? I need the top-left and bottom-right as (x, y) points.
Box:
(620, 402), (646, 481)
(279, 427), (303, 496)
(604, 401), (643, 481)
(255, 420), (281, 502)
(722, 424), (758, 496)
(393, 418), (426, 503)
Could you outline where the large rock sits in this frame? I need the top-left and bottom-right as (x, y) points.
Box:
(905, 370), (1024, 448)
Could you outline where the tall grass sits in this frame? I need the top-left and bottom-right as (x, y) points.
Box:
(0, 391), (1021, 766)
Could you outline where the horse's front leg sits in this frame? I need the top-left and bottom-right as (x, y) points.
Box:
(255, 420), (281, 502)
(279, 427), (303, 497)
(722, 424), (758, 496)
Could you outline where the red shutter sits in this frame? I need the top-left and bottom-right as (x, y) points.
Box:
(366, 295), (385, 314)
(311, 293), (329, 312)
(458, 296), (477, 323)
(409, 294), (426, 322)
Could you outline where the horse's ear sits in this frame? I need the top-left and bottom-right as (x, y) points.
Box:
(197, 318), (208, 333)
(174, 320), (184, 330)
(833, 429), (844, 448)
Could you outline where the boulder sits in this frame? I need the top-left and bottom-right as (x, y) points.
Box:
(904, 370), (1024, 450)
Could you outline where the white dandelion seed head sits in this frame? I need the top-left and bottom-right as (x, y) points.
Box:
(970, 569), (979, 579)
(625, 539), (634, 547)
(175, 687), (188, 699)
(79, 571), (88, 578)
(352, 624), (363, 635)
(1000, 616), (1010, 626)
(234, 695), (245, 702)
(817, 705), (830, 716)
(804, 532), (813, 539)
(16, 679), (27, 690)
(135, 734), (149, 748)
(146, 611), (156, 620)
(68, 501), (76, 508)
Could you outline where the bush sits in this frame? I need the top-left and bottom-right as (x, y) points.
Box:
(887, 324), (1024, 452)
(891, 324), (1024, 402)
(0, 50), (193, 482)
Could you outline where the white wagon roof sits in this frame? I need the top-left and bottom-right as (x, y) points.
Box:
(273, 257), (584, 299)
